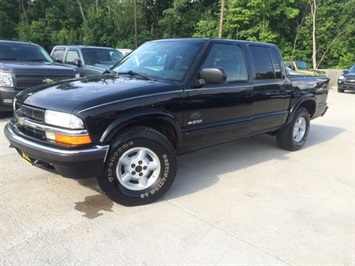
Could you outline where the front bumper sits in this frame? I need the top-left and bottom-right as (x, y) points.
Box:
(0, 87), (18, 112)
(4, 122), (109, 178)
(338, 83), (355, 91)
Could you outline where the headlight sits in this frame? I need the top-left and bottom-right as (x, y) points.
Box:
(44, 110), (84, 129)
(338, 75), (345, 82)
(0, 72), (14, 87)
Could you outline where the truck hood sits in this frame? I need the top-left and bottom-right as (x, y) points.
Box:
(91, 63), (113, 69)
(16, 75), (178, 113)
(0, 61), (76, 75)
(344, 73), (355, 79)
(310, 69), (327, 75)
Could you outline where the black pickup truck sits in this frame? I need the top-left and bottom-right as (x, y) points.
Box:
(0, 40), (77, 113)
(4, 38), (329, 206)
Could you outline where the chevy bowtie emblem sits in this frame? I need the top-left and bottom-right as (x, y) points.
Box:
(43, 78), (54, 84)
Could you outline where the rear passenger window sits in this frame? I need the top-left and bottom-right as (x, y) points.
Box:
(250, 45), (276, 80)
(269, 48), (282, 79)
(202, 43), (248, 82)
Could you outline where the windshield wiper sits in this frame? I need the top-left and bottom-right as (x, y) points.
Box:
(125, 70), (155, 81)
(102, 69), (117, 75)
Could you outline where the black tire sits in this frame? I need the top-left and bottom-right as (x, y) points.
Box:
(338, 88), (344, 93)
(97, 126), (177, 206)
(276, 107), (310, 151)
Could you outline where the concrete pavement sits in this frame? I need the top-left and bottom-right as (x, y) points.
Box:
(1, 90), (354, 265)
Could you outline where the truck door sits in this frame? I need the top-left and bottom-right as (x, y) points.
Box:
(248, 45), (289, 134)
(182, 42), (253, 152)
(64, 48), (86, 77)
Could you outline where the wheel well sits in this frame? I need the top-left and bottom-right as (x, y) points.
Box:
(112, 119), (178, 150)
(299, 100), (316, 118)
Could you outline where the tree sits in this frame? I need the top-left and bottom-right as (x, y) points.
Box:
(0, 0), (21, 39)
(310, 0), (318, 69)
(0, 0), (353, 68)
(159, 0), (206, 38)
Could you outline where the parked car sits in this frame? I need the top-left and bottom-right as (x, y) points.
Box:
(338, 64), (355, 93)
(0, 40), (77, 113)
(284, 60), (327, 76)
(51, 45), (123, 77)
(4, 38), (329, 206)
(285, 66), (310, 77)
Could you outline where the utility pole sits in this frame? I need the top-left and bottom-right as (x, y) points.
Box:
(310, 0), (317, 69)
(218, 0), (225, 38)
(134, 0), (138, 48)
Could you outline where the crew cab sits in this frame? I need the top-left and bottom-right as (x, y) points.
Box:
(50, 45), (123, 77)
(0, 40), (77, 112)
(284, 60), (327, 77)
(4, 38), (329, 206)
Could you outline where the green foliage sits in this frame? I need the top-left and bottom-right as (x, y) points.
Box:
(1, 0), (354, 68)
(0, 0), (21, 39)
(81, 6), (117, 46)
(158, 0), (206, 38)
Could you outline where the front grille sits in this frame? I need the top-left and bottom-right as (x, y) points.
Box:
(15, 74), (74, 89)
(15, 102), (46, 141)
(18, 103), (45, 122)
(22, 124), (46, 140)
(344, 78), (355, 85)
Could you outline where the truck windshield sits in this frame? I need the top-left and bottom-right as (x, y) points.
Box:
(112, 40), (204, 82)
(296, 61), (309, 70)
(0, 43), (53, 62)
(347, 64), (355, 73)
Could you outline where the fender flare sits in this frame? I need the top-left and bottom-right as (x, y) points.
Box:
(99, 109), (182, 147)
(282, 94), (316, 129)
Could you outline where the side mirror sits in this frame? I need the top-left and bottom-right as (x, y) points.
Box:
(72, 58), (82, 67)
(197, 67), (227, 86)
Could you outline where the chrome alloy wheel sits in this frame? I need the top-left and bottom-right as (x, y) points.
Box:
(293, 116), (307, 143)
(116, 147), (161, 191)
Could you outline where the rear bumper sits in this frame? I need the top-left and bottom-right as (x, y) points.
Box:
(321, 106), (328, 117)
(4, 122), (109, 178)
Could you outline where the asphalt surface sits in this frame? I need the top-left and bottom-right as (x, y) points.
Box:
(1, 90), (354, 265)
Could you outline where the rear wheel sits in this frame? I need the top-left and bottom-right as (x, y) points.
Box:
(98, 126), (177, 206)
(277, 107), (310, 151)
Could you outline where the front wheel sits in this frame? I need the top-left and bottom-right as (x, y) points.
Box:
(98, 126), (177, 206)
(276, 107), (310, 151)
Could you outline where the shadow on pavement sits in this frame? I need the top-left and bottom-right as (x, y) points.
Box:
(165, 124), (345, 200)
(72, 124), (345, 204)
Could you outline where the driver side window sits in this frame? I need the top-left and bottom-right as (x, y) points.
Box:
(65, 50), (80, 64)
(202, 43), (248, 82)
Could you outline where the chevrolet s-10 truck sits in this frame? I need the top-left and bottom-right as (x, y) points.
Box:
(4, 38), (329, 206)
